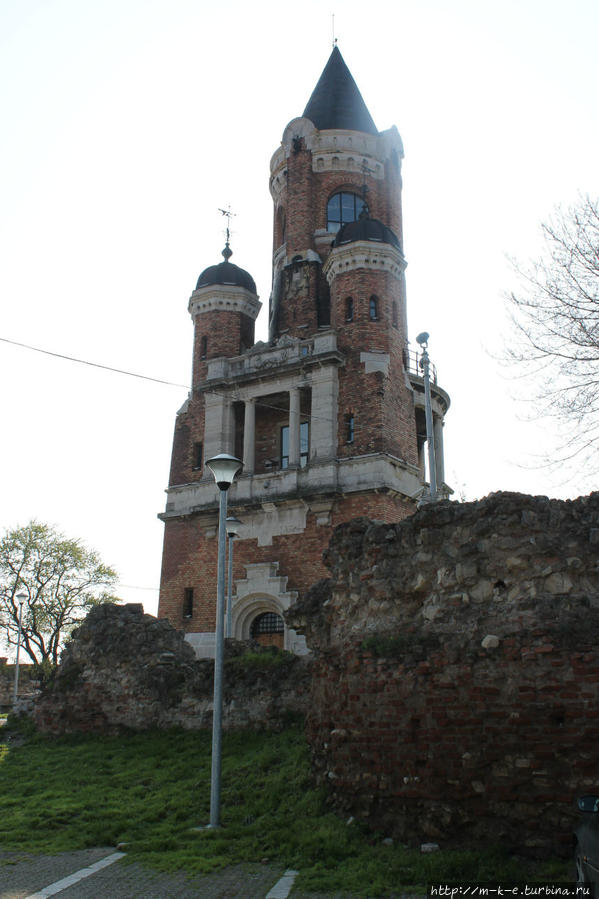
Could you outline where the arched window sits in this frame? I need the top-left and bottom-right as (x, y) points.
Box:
(251, 612), (284, 637)
(200, 336), (207, 360)
(251, 612), (284, 648)
(392, 301), (399, 328)
(369, 296), (379, 321)
(345, 297), (354, 322)
(327, 191), (366, 233)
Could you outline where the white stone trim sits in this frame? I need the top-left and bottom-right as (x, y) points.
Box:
(163, 453), (423, 518)
(240, 500), (309, 547)
(233, 561), (307, 655)
(269, 121), (404, 203)
(360, 351), (390, 375)
(323, 240), (406, 285)
(204, 333), (340, 387)
(188, 285), (261, 321)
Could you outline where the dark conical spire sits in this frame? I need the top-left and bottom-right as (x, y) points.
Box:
(302, 46), (378, 135)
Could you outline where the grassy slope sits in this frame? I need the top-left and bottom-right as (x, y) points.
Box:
(0, 721), (569, 896)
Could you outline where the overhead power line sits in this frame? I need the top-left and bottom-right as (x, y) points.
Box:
(0, 336), (191, 390)
(0, 334), (375, 431)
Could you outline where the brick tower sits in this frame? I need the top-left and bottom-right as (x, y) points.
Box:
(158, 47), (450, 657)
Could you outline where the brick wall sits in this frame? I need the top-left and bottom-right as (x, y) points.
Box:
(193, 308), (255, 377)
(287, 492), (599, 856)
(159, 492), (415, 632)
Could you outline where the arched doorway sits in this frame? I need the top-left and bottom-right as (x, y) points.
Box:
(232, 562), (308, 655)
(250, 611), (285, 649)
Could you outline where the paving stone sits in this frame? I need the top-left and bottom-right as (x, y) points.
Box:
(0, 851), (284, 899)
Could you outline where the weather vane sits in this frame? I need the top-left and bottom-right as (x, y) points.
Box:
(332, 13), (337, 49)
(218, 206), (236, 246)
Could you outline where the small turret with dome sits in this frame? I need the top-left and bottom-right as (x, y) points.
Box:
(188, 237), (261, 384)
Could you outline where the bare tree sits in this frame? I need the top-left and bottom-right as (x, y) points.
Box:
(506, 194), (599, 468)
(0, 521), (118, 666)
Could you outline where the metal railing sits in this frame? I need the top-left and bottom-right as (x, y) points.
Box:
(405, 349), (438, 385)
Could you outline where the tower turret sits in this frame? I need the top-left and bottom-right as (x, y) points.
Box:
(190, 243), (260, 387)
(269, 46), (404, 342)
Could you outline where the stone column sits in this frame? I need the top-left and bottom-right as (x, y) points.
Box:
(289, 387), (301, 468)
(310, 366), (338, 461)
(433, 415), (445, 488)
(204, 392), (234, 461)
(243, 398), (256, 474)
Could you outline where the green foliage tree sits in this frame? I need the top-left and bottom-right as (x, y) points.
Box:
(0, 521), (118, 666)
(506, 194), (599, 468)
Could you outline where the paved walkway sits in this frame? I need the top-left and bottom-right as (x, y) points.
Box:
(0, 849), (302, 899)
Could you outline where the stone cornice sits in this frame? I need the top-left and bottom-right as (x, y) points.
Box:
(269, 121), (404, 204)
(160, 453), (422, 521)
(323, 240), (406, 285)
(188, 285), (262, 321)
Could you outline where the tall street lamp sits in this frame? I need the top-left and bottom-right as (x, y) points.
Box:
(205, 453), (243, 828)
(416, 331), (437, 503)
(225, 516), (242, 639)
(12, 593), (27, 705)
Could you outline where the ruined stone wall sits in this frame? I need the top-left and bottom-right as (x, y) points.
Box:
(287, 491), (599, 856)
(33, 604), (310, 735)
(0, 662), (39, 711)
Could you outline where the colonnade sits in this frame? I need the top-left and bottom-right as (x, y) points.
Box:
(205, 373), (338, 475)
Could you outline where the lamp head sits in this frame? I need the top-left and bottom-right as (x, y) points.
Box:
(415, 331), (429, 347)
(206, 453), (243, 490)
(226, 515), (242, 538)
(16, 593), (27, 604)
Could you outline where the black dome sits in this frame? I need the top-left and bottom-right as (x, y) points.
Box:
(196, 245), (257, 293)
(332, 214), (401, 250)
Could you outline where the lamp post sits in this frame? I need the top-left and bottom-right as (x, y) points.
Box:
(12, 593), (27, 705)
(225, 516), (242, 639)
(416, 332), (437, 503)
(205, 453), (243, 828)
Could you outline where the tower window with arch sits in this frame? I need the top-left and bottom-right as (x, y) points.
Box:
(327, 191), (366, 233)
(345, 297), (354, 322)
(369, 296), (379, 321)
(200, 335), (208, 360)
(392, 301), (399, 328)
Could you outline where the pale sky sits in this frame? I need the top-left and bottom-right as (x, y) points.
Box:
(1, 0), (598, 633)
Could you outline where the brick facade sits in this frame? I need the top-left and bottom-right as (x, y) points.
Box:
(158, 48), (450, 656)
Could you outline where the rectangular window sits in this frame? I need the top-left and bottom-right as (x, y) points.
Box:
(346, 413), (355, 443)
(300, 421), (309, 464)
(280, 422), (309, 469)
(281, 425), (289, 469)
(193, 442), (203, 470)
(183, 588), (194, 619)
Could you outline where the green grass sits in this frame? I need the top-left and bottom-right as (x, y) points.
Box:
(0, 720), (570, 895)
